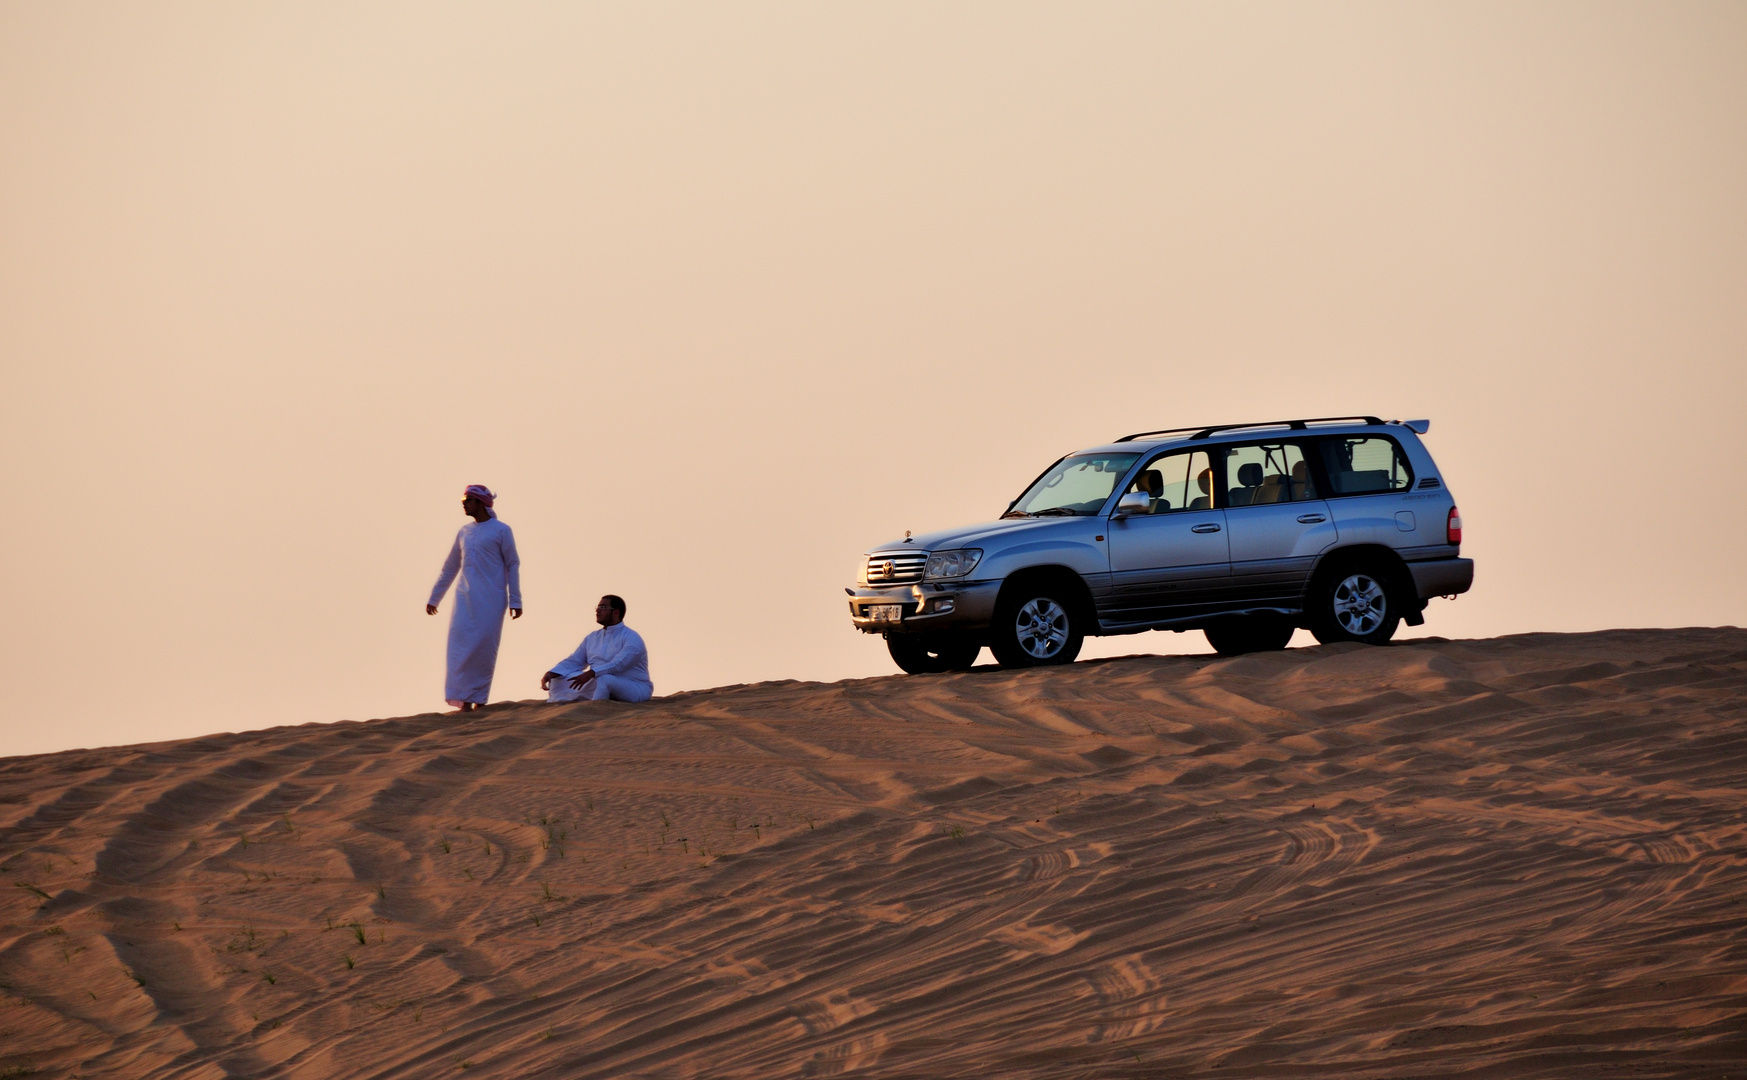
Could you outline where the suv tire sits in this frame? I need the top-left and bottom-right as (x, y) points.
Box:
(989, 587), (1085, 669)
(1306, 561), (1402, 646)
(887, 634), (981, 675)
(1204, 616), (1295, 657)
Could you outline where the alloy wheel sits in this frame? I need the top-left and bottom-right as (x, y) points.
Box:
(1015, 598), (1070, 659)
(1332, 573), (1387, 636)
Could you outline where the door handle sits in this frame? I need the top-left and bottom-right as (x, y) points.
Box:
(1296, 514), (1326, 524)
(1190, 523), (1221, 534)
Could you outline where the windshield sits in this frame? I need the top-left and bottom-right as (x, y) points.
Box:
(1007, 453), (1140, 516)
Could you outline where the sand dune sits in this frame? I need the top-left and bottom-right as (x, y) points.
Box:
(2, 629), (1745, 1078)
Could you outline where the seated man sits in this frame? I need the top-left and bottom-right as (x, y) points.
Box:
(541, 594), (654, 704)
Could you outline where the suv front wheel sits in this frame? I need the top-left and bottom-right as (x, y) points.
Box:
(989, 587), (1085, 668)
(1307, 561), (1402, 645)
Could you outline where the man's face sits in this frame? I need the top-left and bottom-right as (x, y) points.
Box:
(462, 495), (484, 518)
(596, 598), (621, 626)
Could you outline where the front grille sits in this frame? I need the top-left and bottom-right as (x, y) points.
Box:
(865, 551), (927, 585)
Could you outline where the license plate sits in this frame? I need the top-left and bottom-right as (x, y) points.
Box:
(869, 605), (903, 622)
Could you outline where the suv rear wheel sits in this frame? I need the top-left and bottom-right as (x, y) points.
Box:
(1307, 561), (1402, 645)
(1204, 616), (1295, 657)
(887, 634), (981, 675)
(989, 588), (1085, 669)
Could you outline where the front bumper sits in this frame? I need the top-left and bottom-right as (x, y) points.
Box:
(847, 579), (1002, 634)
(1407, 557), (1474, 599)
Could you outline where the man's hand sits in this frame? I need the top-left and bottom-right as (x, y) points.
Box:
(511, 608), (523, 619)
(567, 669), (597, 691)
(426, 604), (438, 615)
(540, 670), (560, 691)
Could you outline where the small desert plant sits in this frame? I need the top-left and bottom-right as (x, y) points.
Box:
(349, 923), (366, 945)
(262, 971), (277, 985)
(343, 954), (355, 970)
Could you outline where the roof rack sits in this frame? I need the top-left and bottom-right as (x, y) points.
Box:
(1115, 416), (1385, 443)
(1111, 425), (1203, 443)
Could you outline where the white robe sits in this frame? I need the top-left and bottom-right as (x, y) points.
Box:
(428, 518), (522, 706)
(547, 623), (652, 703)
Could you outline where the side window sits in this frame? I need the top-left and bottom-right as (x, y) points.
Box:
(1221, 442), (1318, 507)
(1316, 436), (1413, 496)
(1128, 450), (1215, 513)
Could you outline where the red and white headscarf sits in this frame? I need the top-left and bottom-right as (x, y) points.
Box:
(464, 484), (498, 518)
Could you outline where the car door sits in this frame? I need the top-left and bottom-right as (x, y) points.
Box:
(1216, 440), (1341, 609)
(1312, 432), (1425, 549)
(1103, 448), (1230, 625)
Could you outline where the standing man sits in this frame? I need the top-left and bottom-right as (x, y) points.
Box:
(541, 595), (653, 704)
(427, 484), (522, 711)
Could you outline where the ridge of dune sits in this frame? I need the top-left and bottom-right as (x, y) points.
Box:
(2, 628), (1745, 1078)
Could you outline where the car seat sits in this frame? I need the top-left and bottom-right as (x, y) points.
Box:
(1135, 469), (1165, 513)
(1188, 468), (1214, 510)
(1228, 462), (1264, 506)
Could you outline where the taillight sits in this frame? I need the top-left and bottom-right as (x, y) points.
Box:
(1447, 506), (1463, 545)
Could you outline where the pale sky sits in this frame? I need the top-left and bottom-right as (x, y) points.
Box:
(3, 2), (1744, 758)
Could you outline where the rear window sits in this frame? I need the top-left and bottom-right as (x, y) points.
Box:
(1316, 436), (1413, 496)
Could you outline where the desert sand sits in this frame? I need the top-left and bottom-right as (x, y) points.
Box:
(2, 628), (1745, 1078)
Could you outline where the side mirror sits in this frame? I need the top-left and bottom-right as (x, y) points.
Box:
(1114, 491), (1150, 518)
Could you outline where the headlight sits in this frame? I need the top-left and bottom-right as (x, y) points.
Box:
(925, 548), (982, 579)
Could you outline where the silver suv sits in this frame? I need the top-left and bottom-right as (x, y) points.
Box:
(848, 416), (1473, 673)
